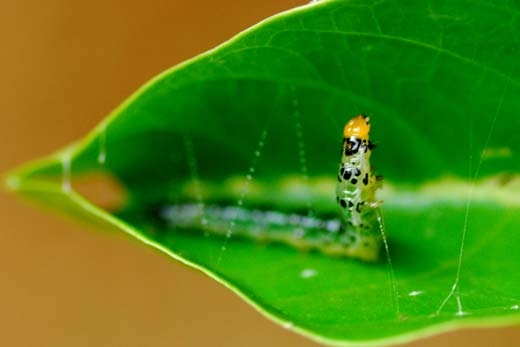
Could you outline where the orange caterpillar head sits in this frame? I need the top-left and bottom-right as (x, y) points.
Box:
(343, 114), (370, 140)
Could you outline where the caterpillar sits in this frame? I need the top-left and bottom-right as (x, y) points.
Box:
(335, 114), (384, 261)
(159, 115), (384, 262)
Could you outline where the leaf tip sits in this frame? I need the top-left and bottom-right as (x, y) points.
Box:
(4, 172), (21, 192)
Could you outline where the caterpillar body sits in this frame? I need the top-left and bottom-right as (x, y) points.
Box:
(335, 115), (383, 261)
(160, 115), (384, 262)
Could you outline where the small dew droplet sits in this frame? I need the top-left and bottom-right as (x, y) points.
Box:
(408, 290), (423, 297)
(300, 268), (318, 279)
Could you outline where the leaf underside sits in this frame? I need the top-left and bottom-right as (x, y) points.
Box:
(7, 0), (520, 345)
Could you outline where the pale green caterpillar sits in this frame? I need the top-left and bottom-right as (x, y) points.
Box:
(160, 115), (384, 261)
(334, 114), (384, 261)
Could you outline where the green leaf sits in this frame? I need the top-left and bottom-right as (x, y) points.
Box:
(6, 0), (520, 345)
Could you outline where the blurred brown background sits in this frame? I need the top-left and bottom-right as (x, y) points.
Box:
(1, 1), (519, 346)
